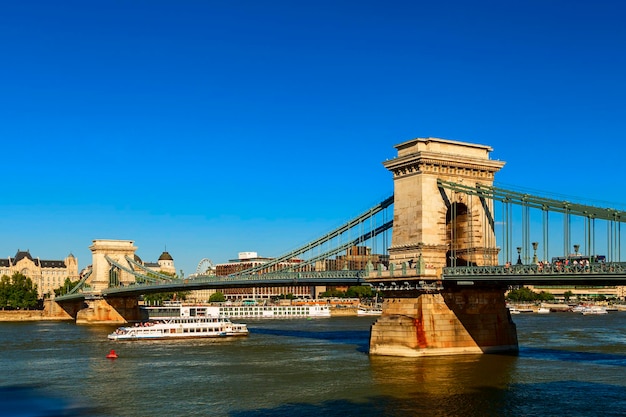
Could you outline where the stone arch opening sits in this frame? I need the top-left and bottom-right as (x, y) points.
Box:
(445, 202), (476, 267)
(108, 266), (120, 287)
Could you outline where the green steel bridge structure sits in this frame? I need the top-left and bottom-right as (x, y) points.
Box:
(56, 180), (626, 303)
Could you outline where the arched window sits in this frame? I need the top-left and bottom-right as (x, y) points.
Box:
(109, 267), (120, 287)
(446, 202), (473, 267)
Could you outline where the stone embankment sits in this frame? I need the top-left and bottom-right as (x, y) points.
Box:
(330, 306), (358, 316)
(0, 310), (73, 322)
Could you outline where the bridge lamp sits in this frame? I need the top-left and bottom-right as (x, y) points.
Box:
(532, 242), (539, 264)
(516, 247), (523, 265)
(573, 244), (580, 255)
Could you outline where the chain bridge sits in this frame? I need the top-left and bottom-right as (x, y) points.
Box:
(52, 137), (626, 357)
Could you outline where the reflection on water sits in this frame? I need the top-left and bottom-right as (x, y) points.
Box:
(0, 385), (100, 417)
(370, 353), (516, 396)
(368, 354), (517, 417)
(2, 314), (626, 416)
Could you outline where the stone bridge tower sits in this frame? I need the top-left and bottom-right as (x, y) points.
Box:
(88, 239), (137, 293)
(382, 137), (505, 272)
(369, 137), (518, 357)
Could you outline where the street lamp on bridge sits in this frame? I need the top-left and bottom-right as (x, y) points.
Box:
(516, 247), (522, 265)
(532, 242), (538, 264)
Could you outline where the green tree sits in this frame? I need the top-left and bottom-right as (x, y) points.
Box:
(345, 285), (374, 299)
(276, 293), (296, 300)
(0, 272), (39, 309)
(209, 291), (226, 303)
(143, 291), (189, 306)
(142, 271), (187, 305)
(320, 288), (345, 298)
(564, 291), (574, 302)
(506, 286), (539, 302)
(537, 291), (555, 301)
(54, 277), (81, 297)
(0, 275), (11, 308)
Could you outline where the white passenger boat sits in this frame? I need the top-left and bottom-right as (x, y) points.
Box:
(581, 306), (608, 315)
(507, 305), (533, 314)
(108, 315), (248, 340)
(219, 304), (331, 319)
(537, 307), (551, 314)
(357, 306), (383, 316)
(142, 303), (331, 320)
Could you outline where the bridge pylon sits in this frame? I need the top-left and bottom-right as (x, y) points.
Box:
(369, 138), (518, 357)
(88, 239), (138, 292)
(67, 240), (142, 324)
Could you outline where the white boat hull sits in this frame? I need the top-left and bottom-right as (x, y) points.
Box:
(108, 316), (248, 341)
(357, 308), (382, 316)
(143, 304), (332, 320)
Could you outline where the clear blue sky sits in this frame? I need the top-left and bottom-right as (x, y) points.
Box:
(2, 0), (625, 275)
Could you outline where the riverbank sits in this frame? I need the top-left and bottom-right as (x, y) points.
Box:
(0, 305), (365, 321)
(507, 303), (626, 313)
(0, 310), (73, 322)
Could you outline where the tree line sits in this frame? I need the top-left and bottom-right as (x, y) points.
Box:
(0, 272), (81, 309)
(1, 272), (40, 309)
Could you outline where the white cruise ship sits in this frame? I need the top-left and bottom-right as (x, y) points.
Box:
(143, 303), (331, 320)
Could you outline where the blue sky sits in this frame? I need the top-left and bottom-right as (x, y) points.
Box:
(1, 0), (625, 275)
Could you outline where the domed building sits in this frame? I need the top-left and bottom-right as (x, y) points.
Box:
(132, 250), (176, 277)
(158, 251), (175, 274)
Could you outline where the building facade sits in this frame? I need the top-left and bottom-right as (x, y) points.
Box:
(185, 247), (388, 302)
(0, 250), (79, 299)
(525, 284), (626, 302)
(134, 251), (176, 276)
(211, 252), (315, 300)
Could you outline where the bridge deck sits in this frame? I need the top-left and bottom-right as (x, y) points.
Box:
(442, 262), (626, 286)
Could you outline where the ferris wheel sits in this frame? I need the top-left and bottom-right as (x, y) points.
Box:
(196, 258), (214, 275)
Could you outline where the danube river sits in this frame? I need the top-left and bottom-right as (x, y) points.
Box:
(2, 312), (626, 416)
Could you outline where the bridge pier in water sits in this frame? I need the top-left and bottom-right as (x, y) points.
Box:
(370, 287), (518, 356)
(369, 137), (518, 356)
(75, 297), (142, 325)
(43, 298), (82, 320)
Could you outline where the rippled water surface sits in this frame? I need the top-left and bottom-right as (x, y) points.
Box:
(2, 313), (626, 416)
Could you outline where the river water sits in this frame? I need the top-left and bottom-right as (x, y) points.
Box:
(2, 312), (626, 417)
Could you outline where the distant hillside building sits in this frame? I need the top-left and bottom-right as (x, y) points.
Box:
(215, 251), (308, 276)
(134, 251), (176, 275)
(195, 247), (388, 302)
(210, 251), (315, 300)
(132, 250), (176, 276)
(326, 246), (389, 271)
(0, 249), (79, 298)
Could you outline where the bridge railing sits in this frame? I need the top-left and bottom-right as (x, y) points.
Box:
(365, 257), (440, 280)
(112, 270), (366, 288)
(240, 270), (365, 280)
(443, 262), (626, 276)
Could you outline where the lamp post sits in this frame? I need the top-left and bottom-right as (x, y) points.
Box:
(516, 247), (523, 265)
(532, 242), (538, 264)
(573, 244), (580, 256)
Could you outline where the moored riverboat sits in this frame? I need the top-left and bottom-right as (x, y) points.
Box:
(580, 306), (608, 315)
(142, 303), (331, 320)
(357, 306), (383, 316)
(507, 305), (534, 314)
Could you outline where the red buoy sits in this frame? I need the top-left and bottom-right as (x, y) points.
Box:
(106, 349), (118, 359)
